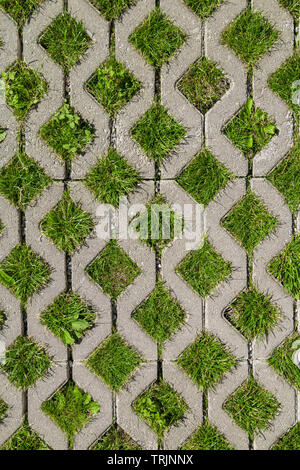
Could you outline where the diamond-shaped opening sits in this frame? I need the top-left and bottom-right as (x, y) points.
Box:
(0, 126), (6, 143)
(225, 287), (281, 341)
(129, 8), (186, 69)
(268, 333), (300, 390)
(177, 332), (237, 390)
(177, 238), (232, 297)
(268, 53), (300, 114)
(268, 235), (300, 299)
(267, 139), (300, 215)
(0, 397), (8, 421)
(85, 148), (141, 208)
(40, 12), (91, 73)
(3, 61), (48, 121)
(0, 244), (51, 305)
(40, 291), (96, 346)
(221, 10), (279, 68)
(40, 103), (95, 167)
(134, 195), (183, 255)
(88, 0), (136, 20)
(224, 376), (280, 440)
(133, 281), (186, 344)
(86, 56), (141, 117)
(0, 0), (44, 28)
(131, 103), (186, 166)
(86, 332), (142, 391)
(0, 419), (51, 450)
(176, 148), (234, 207)
(0, 153), (51, 211)
(1, 336), (51, 390)
(40, 191), (94, 254)
(86, 240), (141, 299)
(181, 420), (233, 450)
(183, 0), (225, 19)
(0, 219), (4, 236)
(133, 381), (188, 437)
(178, 57), (230, 114)
(223, 99), (278, 159)
(41, 381), (100, 448)
(0, 308), (6, 330)
(222, 191), (278, 255)
(272, 423), (300, 450)
(91, 424), (141, 450)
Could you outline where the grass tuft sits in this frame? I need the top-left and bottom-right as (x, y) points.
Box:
(177, 332), (237, 390)
(41, 291), (96, 346)
(268, 235), (300, 299)
(181, 420), (234, 450)
(133, 381), (188, 438)
(177, 238), (232, 297)
(131, 103), (186, 166)
(278, 0), (300, 19)
(2, 60), (48, 121)
(133, 281), (186, 344)
(129, 8), (186, 69)
(268, 334), (300, 390)
(85, 148), (141, 208)
(41, 190), (94, 254)
(1, 336), (51, 390)
(183, 0), (225, 19)
(176, 148), (234, 206)
(272, 423), (300, 450)
(222, 191), (278, 255)
(0, 126), (6, 143)
(40, 13), (91, 73)
(89, 0), (136, 20)
(42, 381), (100, 448)
(0, 308), (6, 329)
(224, 376), (280, 440)
(268, 53), (300, 115)
(86, 240), (141, 299)
(1, 420), (50, 450)
(86, 56), (141, 117)
(222, 10), (279, 68)
(0, 244), (51, 305)
(178, 57), (230, 114)
(0, 0), (43, 28)
(91, 425), (141, 450)
(86, 332), (142, 391)
(0, 397), (8, 421)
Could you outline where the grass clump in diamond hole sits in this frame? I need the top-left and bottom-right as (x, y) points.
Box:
(131, 103), (186, 166)
(222, 191), (278, 255)
(89, 0), (136, 20)
(223, 99), (278, 159)
(181, 420), (233, 450)
(42, 381), (100, 448)
(2, 61), (48, 121)
(178, 57), (230, 114)
(0, 244), (51, 305)
(267, 139), (300, 215)
(268, 235), (300, 299)
(0, 0), (44, 28)
(86, 332), (142, 391)
(129, 8), (186, 69)
(91, 425), (141, 450)
(0, 397), (8, 421)
(278, 0), (300, 19)
(133, 281), (186, 344)
(86, 240), (141, 299)
(177, 333), (237, 390)
(221, 10), (279, 69)
(85, 148), (141, 208)
(268, 334), (300, 390)
(226, 287), (281, 342)
(40, 102), (95, 167)
(41, 291), (96, 346)
(41, 190), (94, 254)
(133, 381), (188, 438)
(1, 336), (51, 390)
(177, 238), (232, 298)
(269, 53), (300, 115)
(0, 153), (51, 211)
(1, 419), (51, 450)
(0, 126), (6, 143)
(86, 56), (141, 117)
(183, 0), (224, 19)
(176, 148), (234, 206)
(0, 309), (6, 330)
(272, 423), (300, 450)
(40, 13), (91, 74)
(224, 376), (280, 440)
